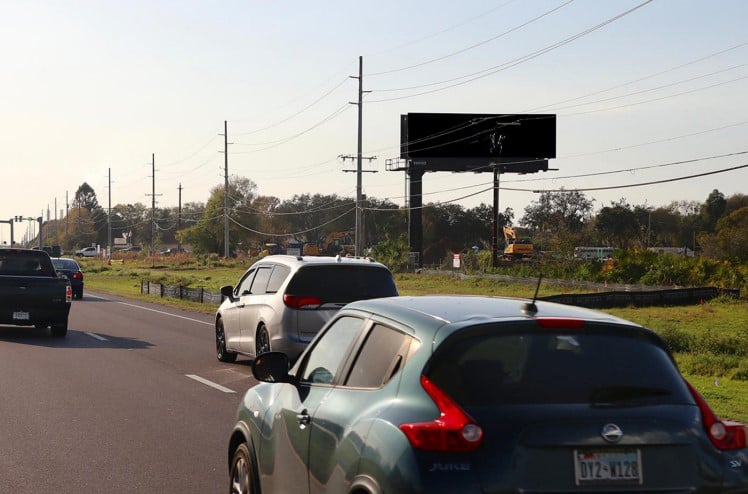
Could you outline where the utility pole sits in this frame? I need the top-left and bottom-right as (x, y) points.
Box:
(349, 56), (372, 257)
(491, 165), (505, 268)
(341, 153), (377, 256)
(177, 183), (182, 252)
(108, 168), (112, 258)
(65, 191), (69, 238)
(152, 155), (156, 263)
(38, 212), (43, 250)
(220, 120), (230, 258)
(146, 154), (162, 265)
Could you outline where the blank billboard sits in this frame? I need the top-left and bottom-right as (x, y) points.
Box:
(400, 113), (556, 163)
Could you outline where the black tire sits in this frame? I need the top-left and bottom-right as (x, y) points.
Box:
(216, 319), (237, 363)
(229, 442), (258, 494)
(51, 321), (68, 338)
(255, 324), (271, 357)
(75, 289), (83, 300)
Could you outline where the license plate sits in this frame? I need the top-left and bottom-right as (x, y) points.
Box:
(574, 449), (642, 485)
(13, 311), (30, 321)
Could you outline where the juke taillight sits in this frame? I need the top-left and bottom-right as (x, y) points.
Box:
(686, 380), (746, 450)
(399, 375), (483, 452)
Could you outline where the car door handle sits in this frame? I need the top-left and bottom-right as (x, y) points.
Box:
(235, 303), (245, 308)
(297, 409), (311, 428)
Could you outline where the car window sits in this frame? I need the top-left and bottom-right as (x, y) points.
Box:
(250, 266), (273, 294)
(299, 316), (365, 385)
(427, 326), (691, 407)
(286, 266), (397, 303)
(53, 259), (78, 270)
(236, 268), (256, 296)
(266, 265), (290, 293)
(345, 324), (413, 388)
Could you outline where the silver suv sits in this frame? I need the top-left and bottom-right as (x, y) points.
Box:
(215, 255), (398, 363)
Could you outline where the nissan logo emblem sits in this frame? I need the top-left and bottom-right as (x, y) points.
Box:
(601, 423), (623, 443)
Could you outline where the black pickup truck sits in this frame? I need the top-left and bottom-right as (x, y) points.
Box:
(0, 248), (72, 337)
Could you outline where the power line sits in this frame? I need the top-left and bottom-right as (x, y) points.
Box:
(368, 0), (654, 102)
(507, 150), (748, 183)
(366, 0), (518, 59)
(227, 207), (355, 237)
(230, 103), (352, 153)
(531, 163), (748, 193)
(562, 73), (748, 116)
(234, 77), (350, 136)
(367, 150), (748, 204)
(366, 0), (575, 76)
(547, 63), (748, 113)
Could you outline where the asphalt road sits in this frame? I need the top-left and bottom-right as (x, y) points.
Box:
(0, 291), (257, 493)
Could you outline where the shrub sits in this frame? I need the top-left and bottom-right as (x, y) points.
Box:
(658, 327), (694, 353)
(679, 352), (745, 380)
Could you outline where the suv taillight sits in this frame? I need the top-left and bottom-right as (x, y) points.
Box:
(686, 380), (746, 450)
(283, 294), (322, 309)
(65, 283), (72, 303)
(399, 375), (483, 452)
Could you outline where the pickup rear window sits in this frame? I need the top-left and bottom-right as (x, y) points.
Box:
(0, 250), (56, 277)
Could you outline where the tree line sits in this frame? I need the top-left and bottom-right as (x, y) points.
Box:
(38, 178), (748, 265)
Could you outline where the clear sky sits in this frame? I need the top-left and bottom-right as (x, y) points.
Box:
(2, 0), (747, 243)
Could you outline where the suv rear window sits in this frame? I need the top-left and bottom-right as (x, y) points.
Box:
(286, 265), (397, 303)
(427, 326), (692, 407)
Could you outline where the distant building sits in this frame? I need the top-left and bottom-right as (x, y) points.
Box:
(573, 246), (615, 260)
(648, 246), (694, 257)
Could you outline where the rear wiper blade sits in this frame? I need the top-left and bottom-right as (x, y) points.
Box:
(589, 385), (672, 405)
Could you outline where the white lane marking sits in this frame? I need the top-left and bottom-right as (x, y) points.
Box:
(86, 294), (213, 326)
(186, 374), (236, 393)
(85, 332), (108, 341)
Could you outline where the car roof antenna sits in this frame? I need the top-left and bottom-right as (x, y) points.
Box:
(522, 274), (543, 315)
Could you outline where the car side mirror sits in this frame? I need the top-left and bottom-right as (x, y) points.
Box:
(252, 352), (291, 383)
(220, 285), (235, 301)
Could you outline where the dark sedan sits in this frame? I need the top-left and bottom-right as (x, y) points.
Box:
(228, 295), (747, 494)
(51, 257), (84, 299)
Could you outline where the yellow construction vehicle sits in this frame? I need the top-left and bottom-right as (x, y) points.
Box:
(324, 230), (355, 256)
(300, 231), (356, 257)
(502, 226), (534, 260)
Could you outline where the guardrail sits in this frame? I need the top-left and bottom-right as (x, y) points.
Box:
(139, 275), (738, 309)
(540, 287), (739, 309)
(140, 281), (222, 305)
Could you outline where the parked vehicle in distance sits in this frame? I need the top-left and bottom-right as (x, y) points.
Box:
(228, 295), (748, 494)
(51, 257), (84, 299)
(215, 255), (398, 364)
(160, 247), (188, 256)
(0, 248), (71, 337)
(75, 246), (97, 258)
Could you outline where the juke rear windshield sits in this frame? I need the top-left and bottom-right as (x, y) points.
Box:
(427, 326), (693, 407)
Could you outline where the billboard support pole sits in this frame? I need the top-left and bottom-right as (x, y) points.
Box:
(492, 165), (501, 268)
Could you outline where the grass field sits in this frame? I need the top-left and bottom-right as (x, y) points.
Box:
(81, 259), (748, 422)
